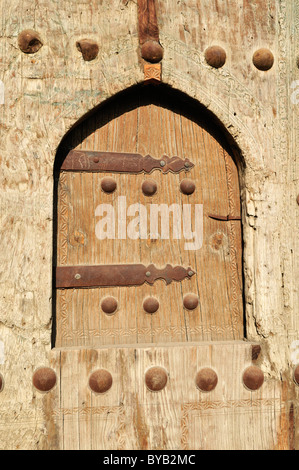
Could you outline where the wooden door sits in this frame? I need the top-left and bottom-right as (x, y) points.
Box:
(54, 86), (243, 348)
(49, 85), (264, 450)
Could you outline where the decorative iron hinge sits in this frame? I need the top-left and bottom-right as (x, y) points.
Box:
(60, 150), (194, 174)
(56, 264), (195, 288)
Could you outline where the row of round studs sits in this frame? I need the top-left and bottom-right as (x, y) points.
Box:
(0, 364), (297, 394)
(101, 294), (199, 315)
(100, 177), (196, 196)
(17, 30), (285, 73)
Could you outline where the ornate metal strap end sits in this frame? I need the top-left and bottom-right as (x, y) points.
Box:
(61, 150), (194, 174)
(56, 264), (195, 288)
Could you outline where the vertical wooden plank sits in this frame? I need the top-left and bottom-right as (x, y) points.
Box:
(137, 0), (159, 45)
(55, 87), (244, 347)
(60, 350), (80, 449)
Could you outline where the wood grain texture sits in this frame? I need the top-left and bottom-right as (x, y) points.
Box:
(60, 150), (193, 173)
(46, 342), (288, 450)
(55, 86), (244, 347)
(0, 0), (297, 451)
(138, 0), (159, 44)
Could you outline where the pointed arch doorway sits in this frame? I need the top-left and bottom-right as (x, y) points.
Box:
(50, 84), (249, 450)
(54, 84), (244, 348)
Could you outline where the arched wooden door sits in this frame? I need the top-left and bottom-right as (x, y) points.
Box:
(54, 86), (243, 348)
(50, 85), (250, 450)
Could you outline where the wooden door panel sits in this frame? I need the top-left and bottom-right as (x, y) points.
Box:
(55, 89), (243, 347)
(48, 342), (284, 450)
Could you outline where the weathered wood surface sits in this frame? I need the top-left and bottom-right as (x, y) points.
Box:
(43, 342), (289, 450)
(137, 0), (159, 45)
(55, 87), (243, 348)
(0, 0), (297, 450)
